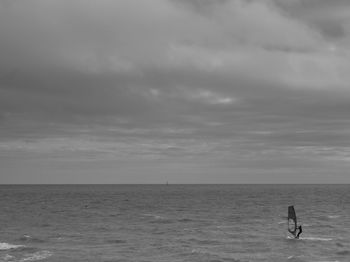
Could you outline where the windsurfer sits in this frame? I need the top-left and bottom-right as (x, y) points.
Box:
(295, 225), (302, 239)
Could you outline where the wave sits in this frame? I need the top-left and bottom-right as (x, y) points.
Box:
(149, 219), (173, 224)
(16, 247), (41, 253)
(286, 236), (333, 241)
(1, 254), (15, 260)
(0, 242), (24, 250)
(317, 215), (341, 221)
(210, 259), (242, 262)
(327, 215), (340, 219)
(142, 213), (174, 224)
(336, 250), (350, 255)
(216, 225), (238, 229)
(18, 235), (45, 243)
(306, 224), (335, 229)
(183, 227), (201, 232)
(287, 256), (338, 262)
(142, 213), (165, 220)
(19, 251), (52, 262)
(191, 248), (213, 255)
(178, 218), (193, 223)
(300, 237), (333, 241)
(287, 255), (306, 261)
(188, 238), (223, 245)
(311, 261), (339, 262)
(190, 249), (242, 262)
(105, 239), (127, 244)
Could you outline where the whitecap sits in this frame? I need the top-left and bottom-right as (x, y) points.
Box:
(0, 242), (24, 250)
(300, 237), (333, 241)
(327, 215), (340, 219)
(286, 235), (333, 241)
(19, 251), (52, 261)
(312, 261), (339, 262)
(142, 213), (165, 220)
(18, 235), (45, 243)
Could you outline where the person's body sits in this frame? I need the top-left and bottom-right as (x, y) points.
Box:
(295, 225), (302, 239)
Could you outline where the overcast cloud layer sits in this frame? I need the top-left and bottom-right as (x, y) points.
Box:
(1, 0), (350, 183)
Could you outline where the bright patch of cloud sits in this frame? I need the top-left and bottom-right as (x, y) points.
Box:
(189, 90), (235, 105)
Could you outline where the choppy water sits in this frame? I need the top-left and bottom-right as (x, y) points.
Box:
(0, 184), (349, 262)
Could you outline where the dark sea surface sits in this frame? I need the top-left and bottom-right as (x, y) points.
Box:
(0, 184), (350, 262)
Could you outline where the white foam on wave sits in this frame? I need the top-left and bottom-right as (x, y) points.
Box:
(0, 242), (24, 250)
(300, 237), (333, 241)
(327, 215), (340, 219)
(312, 261), (339, 262)
(286, 236), (332, 241)
(278, 221), (286, 224)
(19, 251), (52, 262)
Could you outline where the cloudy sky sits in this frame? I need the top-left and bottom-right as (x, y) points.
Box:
(1, 0), (350, 183)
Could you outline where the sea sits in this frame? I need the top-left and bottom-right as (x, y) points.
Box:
(0, 184), (349, 262)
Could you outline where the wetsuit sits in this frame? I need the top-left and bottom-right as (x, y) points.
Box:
(296, 225), (302, 238)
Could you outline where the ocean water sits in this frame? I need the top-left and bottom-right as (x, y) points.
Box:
(0, 184), (349, 262)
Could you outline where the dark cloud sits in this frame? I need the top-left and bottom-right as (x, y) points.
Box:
(316, 20), (345, 39)
(1, 0), (350, 183)
(273, 0), (350, 39)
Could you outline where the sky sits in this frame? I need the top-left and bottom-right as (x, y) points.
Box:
(1, 0), (350, 184)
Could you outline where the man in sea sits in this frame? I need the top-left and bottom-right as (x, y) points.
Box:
(296, 225), (302, 239)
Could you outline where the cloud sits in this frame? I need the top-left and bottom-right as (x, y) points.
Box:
(273, 0), (350, 39)
(1, 0), (350, 182)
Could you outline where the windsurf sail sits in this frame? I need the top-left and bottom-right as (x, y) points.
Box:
(288, 206), (297, 236)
